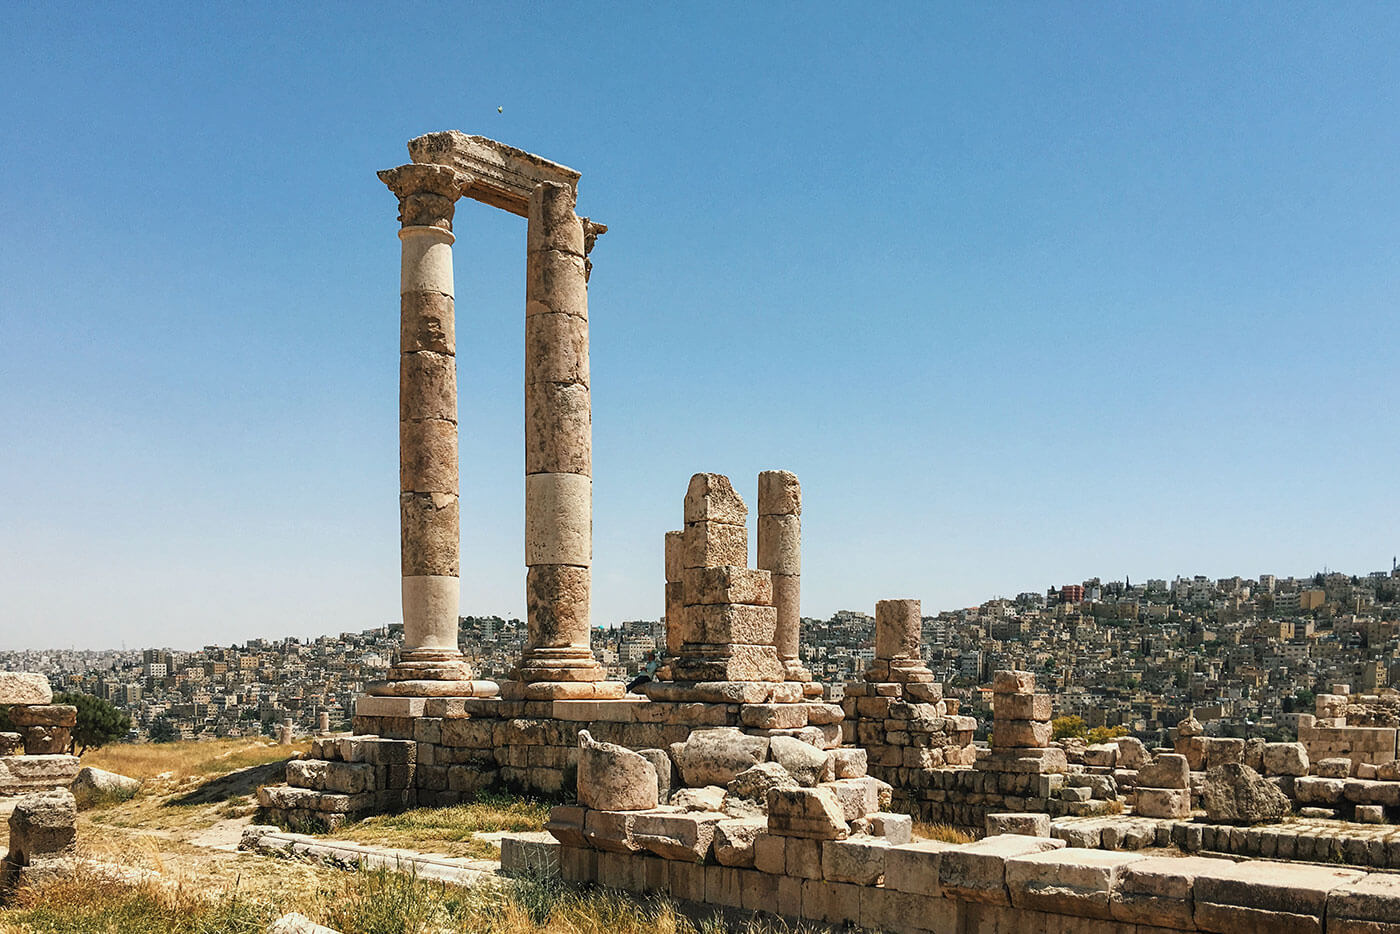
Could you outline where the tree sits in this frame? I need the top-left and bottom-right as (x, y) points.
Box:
(1052, 715), (1086, 740)
(148, 716), (177, 743)
(54, 692), (131, 754)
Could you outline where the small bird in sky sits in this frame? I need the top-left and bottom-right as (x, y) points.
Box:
(497, 106), (503, 114)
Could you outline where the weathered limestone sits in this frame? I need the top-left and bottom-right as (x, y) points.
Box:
(516, 179), (609, 694)
(576, 730), (658, 811)
(1200, 763), (1290, 824)
(0, 754), (81, 796)
(867, 599), (934, 684)
(766, 787), (848, 840)
(0, 673), (52, 706)
(757, 470), (809, 682)
(11, 704), (76, 755)
(70, 767), (140, 808)
(2, 789), (77, 887)
(371, 161), (476, 698)
(981, 670), (1064, 778)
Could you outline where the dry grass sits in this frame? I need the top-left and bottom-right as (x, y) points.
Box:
(912, 821), (976, 844)
(327, 794), (551, 858)
(83, 737), (312, 788)
(1, 867), (826, 934)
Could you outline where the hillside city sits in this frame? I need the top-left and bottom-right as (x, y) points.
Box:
(5, 564), (1398, 747)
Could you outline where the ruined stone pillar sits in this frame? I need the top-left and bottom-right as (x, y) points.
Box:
(868, 598), (935, 684)
(516, 180), (611, 695)
(757, 470), (811, 682)
(663, 529), (687, 665)
(373, 163), (477, 697)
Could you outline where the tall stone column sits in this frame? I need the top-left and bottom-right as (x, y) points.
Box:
(371, 163), (478, 698)
(757, 470), (812, 683)
(516, 180), (612, 697)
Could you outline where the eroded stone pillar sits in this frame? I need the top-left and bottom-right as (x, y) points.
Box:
(372, 163), (478, 697)
(516, 180), (611, 696)
(757, 470), (811, 683)
(867, 598), (935, 684)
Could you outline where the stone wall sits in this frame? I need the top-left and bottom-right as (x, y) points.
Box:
(505, 827), (1400, 934)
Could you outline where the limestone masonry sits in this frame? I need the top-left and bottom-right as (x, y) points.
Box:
(245, 131), (1400, 930)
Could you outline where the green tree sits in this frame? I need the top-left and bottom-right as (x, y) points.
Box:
(1052, 715), (1086, 740)
(148, 715), (177, 743)
(54, 691), (131, 754)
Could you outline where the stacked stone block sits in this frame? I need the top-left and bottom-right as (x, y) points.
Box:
(0, 673), (79, 797)
(845, 599), (975, 783)
(259, 736), (418, 830)
(981, 670), (1066, 776)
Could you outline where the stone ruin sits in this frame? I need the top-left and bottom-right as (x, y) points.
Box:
(252, 130), (1400, 930)
(0, 673), (80, 798)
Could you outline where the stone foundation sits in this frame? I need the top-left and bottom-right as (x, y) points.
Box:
(504, 828), (1400, 934)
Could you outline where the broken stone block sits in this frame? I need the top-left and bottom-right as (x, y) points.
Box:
(1134, 787), (1191, 819)
(684, 473), (747, 525)
(670, 786), (726, 812)
(632, 810), (725, 861)
(714, 817), (766, 867)
(768, 735), (828, 787)
(724, 761), (798, 817)
(1138, 753), (1190, 789)
(636, 747), (673, 803)
(1201, 763), (1290, 824)
(985, 813), (1050, 837)
(544, 805), (587, 847)
(1006, 848), (1147, 919)
(991, 670), (1035, 694)
(6, 789), (77, 865)
(822, 836), (890, 884)
(869, 812), (912, 844)
(1115, 736), (1149, 770)
(1355, 804), (1385, 823)
(831, 747), (867, 779)
(1316, 757), (1353, 778)
(1083, 743), (1119, 768)
(1294, 777), (1346, 805)
(675, 728), (769, 787)
(70, 766), (141, 808)
(0, 754), (80, 795)
(823, 776), (891, 822)
(766, 787), (848, 840)
(577, 730), (659, 811)
(0, 673), (52, 706)
(939, 834), (1065, 906)
(673, 644), (784, 682)
(583, 808), (640, 853)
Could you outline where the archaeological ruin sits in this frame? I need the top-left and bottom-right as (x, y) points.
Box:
(193, 130), (1400, 929)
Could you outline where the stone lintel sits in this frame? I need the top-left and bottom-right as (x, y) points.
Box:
(408, 130), (580, 217)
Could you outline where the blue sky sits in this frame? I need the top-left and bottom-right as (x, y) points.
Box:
(1, 4), (1396, 650)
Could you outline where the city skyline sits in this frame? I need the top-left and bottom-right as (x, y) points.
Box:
(3, 6), (1398, 650)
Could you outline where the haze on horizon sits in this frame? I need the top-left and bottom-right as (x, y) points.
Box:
(2, 6), (1396, 652)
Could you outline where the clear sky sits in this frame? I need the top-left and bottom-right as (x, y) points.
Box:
(2, 5), (1397, 651)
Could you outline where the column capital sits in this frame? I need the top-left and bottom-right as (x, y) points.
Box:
(378, 163), (472, 230)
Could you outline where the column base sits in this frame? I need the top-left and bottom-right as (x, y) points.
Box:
(864, 658), (935, 683)
(498, 680), (627, 701)
(365, 679), (500, 698)
(513, 646), (607, 684)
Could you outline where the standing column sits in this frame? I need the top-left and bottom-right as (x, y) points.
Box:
(868, 598), (935, 683)
(758, 470), (811, 682)
(372, 163), (478, 697)
(517, 180), (610, 694)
